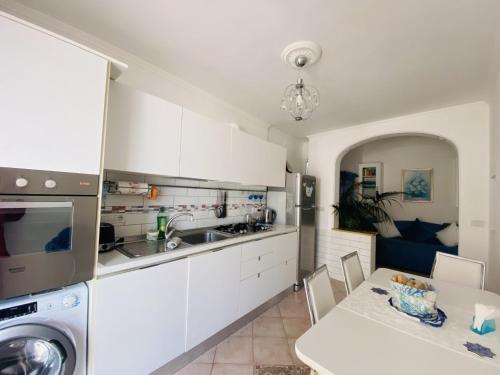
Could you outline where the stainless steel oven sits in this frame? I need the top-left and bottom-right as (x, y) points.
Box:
(0, 167), (99, 299)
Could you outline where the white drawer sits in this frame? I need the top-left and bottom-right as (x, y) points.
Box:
(273, 232), (298, 263)
(241, 238), (272, 261)
(240, 252), (275, 280)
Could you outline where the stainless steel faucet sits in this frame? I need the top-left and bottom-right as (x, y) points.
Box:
(164, 212), (194, 242)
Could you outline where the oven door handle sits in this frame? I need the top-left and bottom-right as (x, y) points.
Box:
(0, 201), (73, 208)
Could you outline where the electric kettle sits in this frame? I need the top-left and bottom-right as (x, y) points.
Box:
(264, 208), (277, 224)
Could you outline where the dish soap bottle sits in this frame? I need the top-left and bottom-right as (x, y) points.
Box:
(157, 207), (168, 240)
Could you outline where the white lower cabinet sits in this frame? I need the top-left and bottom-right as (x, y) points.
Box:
(92, 231), (298, 374)
(239, 267), (276, 317)
(238, 232), (298, 317)
(92, 259), (188, 375)
(186, 245), (241, 350)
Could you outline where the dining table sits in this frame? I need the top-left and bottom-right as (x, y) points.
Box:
(295, 268), (500, 375)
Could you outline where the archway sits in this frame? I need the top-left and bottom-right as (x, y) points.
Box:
(335, 134), (459, 275)
(307, 103), (490, 280)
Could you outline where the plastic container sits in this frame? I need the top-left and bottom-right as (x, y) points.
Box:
(157, 207), (168, 240)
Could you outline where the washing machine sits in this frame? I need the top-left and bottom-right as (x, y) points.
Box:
(0, 282), (88, 375)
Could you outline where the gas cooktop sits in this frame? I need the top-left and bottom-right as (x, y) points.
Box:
(214, 223), (273, 235)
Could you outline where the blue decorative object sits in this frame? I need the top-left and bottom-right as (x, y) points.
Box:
(402, 169), (433, 202)
(371, 287), (388, 295)
(389, 280), (437, 319)
(471, 317), (497, 335)
(389, 298), (447, 328)
(463, 342), (496, 358)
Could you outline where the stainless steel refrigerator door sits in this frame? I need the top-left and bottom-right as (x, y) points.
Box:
(296, 206), (316, 284)
(298, 175), (316, 208)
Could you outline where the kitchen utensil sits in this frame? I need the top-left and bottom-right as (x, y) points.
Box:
(99, 222), (115, 253)
(222, 191), (227, 218)
(264, 208), (277, 224)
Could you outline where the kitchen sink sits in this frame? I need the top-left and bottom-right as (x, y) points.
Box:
(179, 229), (231, 245)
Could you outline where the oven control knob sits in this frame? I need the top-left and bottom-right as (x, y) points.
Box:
(15, 177), (28, 188)
(44, 179), (57, 189)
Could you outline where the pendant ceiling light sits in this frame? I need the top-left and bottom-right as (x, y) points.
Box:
(280, 41), (322, 122)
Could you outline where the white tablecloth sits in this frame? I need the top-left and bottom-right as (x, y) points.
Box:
(338, 281), (500, 367)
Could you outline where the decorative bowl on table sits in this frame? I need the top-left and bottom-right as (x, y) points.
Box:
(389, 274), (437, 319)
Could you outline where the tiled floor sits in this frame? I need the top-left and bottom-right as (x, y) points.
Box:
(175, 279), (347, 375)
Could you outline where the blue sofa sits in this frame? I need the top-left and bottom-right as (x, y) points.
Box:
(375, 220), (458, 275)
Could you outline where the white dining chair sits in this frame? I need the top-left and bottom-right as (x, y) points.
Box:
(431, 252), (486, 290)
(341, 251), (365, 294)
(303, 265), (337, 325)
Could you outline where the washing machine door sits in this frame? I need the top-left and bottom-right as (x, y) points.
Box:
(0, 324), (76, 375)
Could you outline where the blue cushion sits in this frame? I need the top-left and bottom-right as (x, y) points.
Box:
(397, 219), (445, 244)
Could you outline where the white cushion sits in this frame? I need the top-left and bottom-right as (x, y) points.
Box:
(436, 222), (459, 247)
(373, 221), (401, 238)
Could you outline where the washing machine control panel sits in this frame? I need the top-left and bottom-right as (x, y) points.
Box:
(0, 302), (37, 321)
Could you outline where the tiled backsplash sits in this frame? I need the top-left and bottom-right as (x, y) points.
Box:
(101, 171), (267, 239)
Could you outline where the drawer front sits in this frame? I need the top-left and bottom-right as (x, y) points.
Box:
(241, 238), (271, 261)
(240, 252), (275, 280)
(273, 232), (298, 263)
(238, 267), (275, 317)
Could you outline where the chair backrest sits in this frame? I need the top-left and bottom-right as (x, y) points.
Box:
(431, 252), (486, 290)
(303, 265), (336, 325)
(341, 251), (365, 294)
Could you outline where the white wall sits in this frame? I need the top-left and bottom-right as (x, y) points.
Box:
(308, 102), (491, 273)
(341, 136), (459, 224)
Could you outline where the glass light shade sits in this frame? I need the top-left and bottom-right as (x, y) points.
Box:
(281, 78), (319, 121)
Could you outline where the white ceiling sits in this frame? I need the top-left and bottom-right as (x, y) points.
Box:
(13, 0), (500, 137)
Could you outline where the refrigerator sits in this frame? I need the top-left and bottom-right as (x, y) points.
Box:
(268, 173), (316, 289)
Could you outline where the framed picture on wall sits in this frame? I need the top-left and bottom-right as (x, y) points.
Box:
(401, 168), (433, 202)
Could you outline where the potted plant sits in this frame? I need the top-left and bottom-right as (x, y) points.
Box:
(332, 181), (403, 231)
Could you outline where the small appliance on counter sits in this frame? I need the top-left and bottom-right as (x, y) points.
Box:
(99, 222), (116, 253)
(264, 208), (277, 224)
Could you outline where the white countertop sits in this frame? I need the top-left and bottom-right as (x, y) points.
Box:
(97, 224), (298, 277)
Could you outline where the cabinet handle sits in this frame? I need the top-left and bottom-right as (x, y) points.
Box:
(258, 256), (261, 261)
(258, 273), (261, 278)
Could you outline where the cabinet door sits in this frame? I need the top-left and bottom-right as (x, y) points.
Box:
(179, 109), (233, 181)
(239, 267), (275, 317)
(231, 130), (286, 187)
(105, 81), (182, 176)
(92, 260), (188, 375)
(186, 246), (241, 350)
(275, 257), (298, 295)
(0, 15), (108, 174)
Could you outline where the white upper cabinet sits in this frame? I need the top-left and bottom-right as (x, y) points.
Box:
(105, 82), (182, 176)
(231, 129), (287, 187)
(179, 109), (233, 181)
(0, 15), (109, 175)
